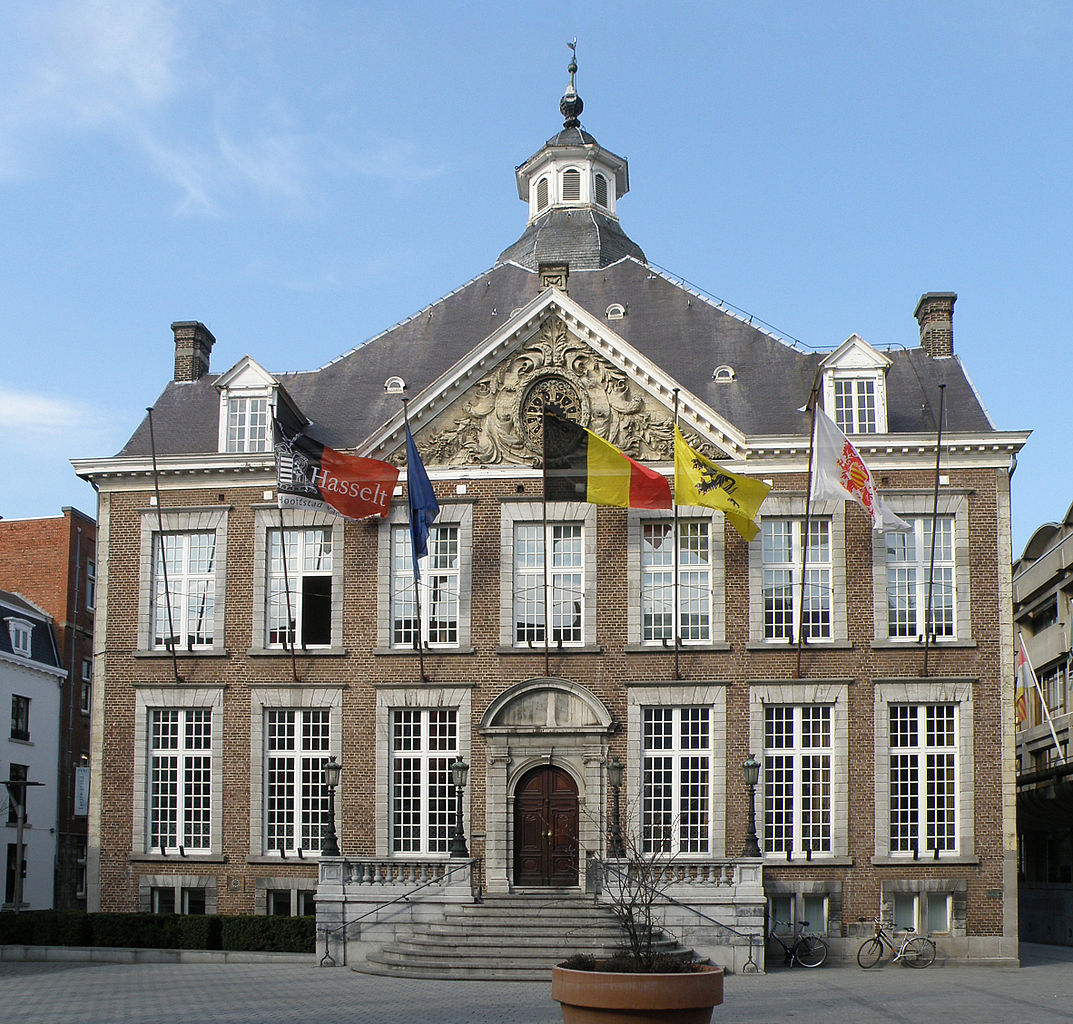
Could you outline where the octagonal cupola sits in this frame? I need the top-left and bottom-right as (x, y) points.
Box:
(498, 45), (645, 271)
(517, 47), (631, 224)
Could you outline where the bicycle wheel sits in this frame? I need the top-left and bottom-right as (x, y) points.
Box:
(902, 936), (936, 968)
(857, 937), (883, 968)
(793, 935), (828, 968)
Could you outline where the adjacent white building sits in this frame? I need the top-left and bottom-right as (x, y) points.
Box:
(1, 591), (64, 910)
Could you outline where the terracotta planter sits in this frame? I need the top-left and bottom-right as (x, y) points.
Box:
(551, 963), (724, 1024)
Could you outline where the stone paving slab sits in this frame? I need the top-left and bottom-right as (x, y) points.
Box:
(0, 944), (1071, 1024)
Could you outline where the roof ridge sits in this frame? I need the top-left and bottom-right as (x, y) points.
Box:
(315, 265), (508, 371)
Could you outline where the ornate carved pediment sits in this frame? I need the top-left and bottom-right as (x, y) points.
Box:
(410, 316), (680, 467)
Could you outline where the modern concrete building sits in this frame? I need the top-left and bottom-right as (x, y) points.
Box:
(73, 61), (1027, 968)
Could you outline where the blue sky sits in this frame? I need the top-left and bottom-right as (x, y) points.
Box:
(1, 1), (1069, 557)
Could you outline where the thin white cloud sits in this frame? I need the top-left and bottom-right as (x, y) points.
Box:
(0, 386), (104, 436)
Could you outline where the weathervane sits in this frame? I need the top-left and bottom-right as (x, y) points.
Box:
(560, 37), (583, 128)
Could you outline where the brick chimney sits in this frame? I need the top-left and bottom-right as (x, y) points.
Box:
(171, 321), (216, 381)
(913, 293), (956, 358)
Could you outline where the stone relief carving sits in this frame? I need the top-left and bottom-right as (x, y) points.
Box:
(413, 316), (678, 467)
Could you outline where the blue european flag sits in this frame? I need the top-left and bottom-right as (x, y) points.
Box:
(406, 422), (440, 580)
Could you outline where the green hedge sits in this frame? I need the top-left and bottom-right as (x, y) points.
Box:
(0, 911), (313, 953)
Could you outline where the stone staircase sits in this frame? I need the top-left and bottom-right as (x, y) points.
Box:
(355, 891), (695, 980)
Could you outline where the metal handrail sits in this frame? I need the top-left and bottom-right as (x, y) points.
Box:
(318, 857), (481, 967)
(594, 858), (761, 973)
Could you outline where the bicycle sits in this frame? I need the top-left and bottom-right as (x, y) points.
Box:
(766, 918), (828, 968)
(856, 916), (936, 968)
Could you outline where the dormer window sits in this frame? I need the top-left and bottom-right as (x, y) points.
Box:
(226, 395), (270, 452)
(215, 355), (284, 455)
(594, 173), (609, 208)
(562, 168), (581, 202)
(833, 378), (876, 434)
(606, 303), (626, 321)
(820, 335), (890, 434)
(713, 365), (736, 383)
(8, 618), (32, 658)
(536, 177), (549, 211)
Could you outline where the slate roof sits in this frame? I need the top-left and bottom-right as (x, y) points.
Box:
(0, 590), (62, 669)
(118, 256), (993, 458)
(497, 208), (646, 270)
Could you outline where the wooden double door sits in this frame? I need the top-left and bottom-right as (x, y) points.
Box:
(513, 765), (579, 887)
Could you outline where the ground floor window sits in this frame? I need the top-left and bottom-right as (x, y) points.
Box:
(390, 707), (459, 854)
(266, 887), (315, 916)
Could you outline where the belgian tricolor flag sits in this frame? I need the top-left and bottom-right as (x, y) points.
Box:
(543, 412), (672, 509)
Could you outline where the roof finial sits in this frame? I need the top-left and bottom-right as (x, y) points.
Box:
(560, 38), (583, 129)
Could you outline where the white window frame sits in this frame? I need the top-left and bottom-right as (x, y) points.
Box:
(749, 496), (846, 646)
(223, 393), (272, 453)
(640, 705), (716, 854)
(749, 682), (849, 860)
(871, 493), (970, 646)
(133, 685), (224, 856)
(265, 525), (333, 649)
(7, 618), (32, 658)
(873, 680), (974, 862)
(146, 707), (214, 855)
(832, 377), (878, 434)
(249, 685), (343, 859)
(138, 507), (228, 655)
(150, 531), (218, 651)
(251, 507), (344, 654)
(389, 707), (460, 855)
(374, 686), (471, 858)
(819, 337), (890, 433)
(500, 501), (596, 650)
(378, 502), (473, 652)
(264, 708), (333, 856)
(560, 167), (582, 203)
(634, 517), (719, 646)
(627, 684), (727, 859)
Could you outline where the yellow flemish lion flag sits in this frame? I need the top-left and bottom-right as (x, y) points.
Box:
(674, 427), (770, 541)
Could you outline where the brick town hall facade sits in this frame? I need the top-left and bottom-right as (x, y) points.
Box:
(75, 64), (1026, 967)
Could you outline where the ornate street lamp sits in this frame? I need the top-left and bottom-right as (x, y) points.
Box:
(321, 756), (342, 857)
(742, 753), (761, 858)
(449, 756), (470, 858)
(607, 757), (625, 858)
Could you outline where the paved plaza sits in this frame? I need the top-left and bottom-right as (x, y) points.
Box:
(1, 944), (1071, 1024)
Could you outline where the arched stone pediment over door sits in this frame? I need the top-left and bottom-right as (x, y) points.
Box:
(480, 677), (616, 893)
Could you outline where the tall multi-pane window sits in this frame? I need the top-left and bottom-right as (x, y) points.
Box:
(391, 524), (460, 648)
(514, 523), (584, 646)
(10, 695), (29, 741)
(641, 522), (713, 644)
(833, 378), (877, 433)
(266, 528), (333, 647)
(264, 709), (331, 855)
(641, 707), (713, 854)
(86, 559), (96, 610)
(889, 704), (957, 855)
(762, 519), (831, 641)
(885, 517), (955, 640)
(151, 532), (216, 650)
(148, 709), (212, 853)
(390, 708), (458, 854)
(225, 395), (270, 452)
(763, 705), (832, 856)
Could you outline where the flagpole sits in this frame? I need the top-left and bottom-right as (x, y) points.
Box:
(1021, 632), (1063, 759)
(276, 505), (300, 683)
(672, 390), (681, 681)
(403, 399), (428, 684)
(796, 383), (820, 679)
(146, 407), (182, 684)
(923, 384), (946, 678)
(541, 405), (551, 677)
